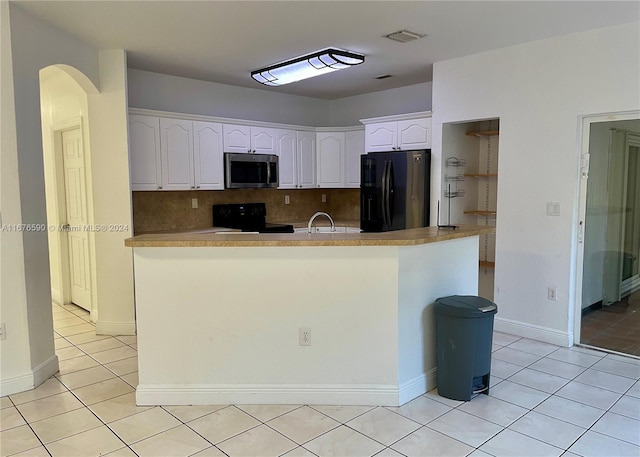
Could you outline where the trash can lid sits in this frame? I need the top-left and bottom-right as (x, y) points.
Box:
(434, 295), (497, 317)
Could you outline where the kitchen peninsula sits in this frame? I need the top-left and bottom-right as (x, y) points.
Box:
(126, 226), (493, 407)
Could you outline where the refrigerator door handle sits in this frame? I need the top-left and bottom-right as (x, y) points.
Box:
(381, 160), (389, 227)
(388, 160), (395, 226)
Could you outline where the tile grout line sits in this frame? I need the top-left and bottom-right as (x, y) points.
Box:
(6, 305), (639, 456)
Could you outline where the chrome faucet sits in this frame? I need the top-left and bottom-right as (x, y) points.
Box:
(307, 212), (336, 233)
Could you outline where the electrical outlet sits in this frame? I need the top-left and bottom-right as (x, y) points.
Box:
(548, 287), (557, 301)
(0, 323), (6, 340)
(285, 195), (290, 205)
(321, 194), (327, 203)
(191, 198), (198, 209)
(299, 327), (311, 346)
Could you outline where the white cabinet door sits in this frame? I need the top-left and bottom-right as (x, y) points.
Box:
(316, 132), (345, 188)
(276, 129), (297, 189)
(160, 118), (193, 190)
(129, 115), (162, 190)
(223, 124), (251, 153)
(193, 121), (224, 190)
(345, 130), (365, 188)
(365, 121), (397, 152)
(297, 131), (316, 188)
(365, 117), (432, 152)
(398, 118), (431, 149)
(223, 124), (277, 154)
(251, 126), (277, 154)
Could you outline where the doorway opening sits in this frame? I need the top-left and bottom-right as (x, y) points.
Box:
(40, 65), (98, 320)
(578, 116), (640, 356)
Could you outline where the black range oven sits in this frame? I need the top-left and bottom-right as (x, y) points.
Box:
(212, 203), (294, 233)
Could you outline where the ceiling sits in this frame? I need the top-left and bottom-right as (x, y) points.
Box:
(13, 1), (640, 100)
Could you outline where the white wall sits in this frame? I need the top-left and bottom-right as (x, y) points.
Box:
(127, 69), (331, 126)
(127, 69), (432, 128)
(1, 0), (33, 395)
(1, 3), (101, 395)
(39, 52), (135, 335)
(329, 82), (432, 127)
(88, 50), (135, 335)
(432, 22), (640, 346)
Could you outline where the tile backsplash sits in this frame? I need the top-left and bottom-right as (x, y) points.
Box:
(132, 188), (359, 233)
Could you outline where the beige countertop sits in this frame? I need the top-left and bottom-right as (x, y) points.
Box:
(125, 225), (495, 248)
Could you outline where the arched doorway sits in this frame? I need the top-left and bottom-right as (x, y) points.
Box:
(40, 65), (100, 321)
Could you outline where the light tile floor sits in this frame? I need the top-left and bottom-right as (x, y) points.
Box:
(2, 302), (640, 456)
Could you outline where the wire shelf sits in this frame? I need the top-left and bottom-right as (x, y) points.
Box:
(445, 157), (467, 167)
(444, 174), (466, 182)
(444, 189), (466, 198)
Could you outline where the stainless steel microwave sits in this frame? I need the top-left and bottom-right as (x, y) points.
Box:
(224, 153), (279, 189)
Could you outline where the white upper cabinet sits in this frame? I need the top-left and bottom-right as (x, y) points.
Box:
(276, 129), (298, 189)
(365, 121), (397, 153)
(129, 114), (224, 191)
(129, 114), (162, 190)
(316, 132), (345, 188)
(160, 118), (194, 190)
(223, 124), (277, 154)
(222, 124), (250, 153)
(345, 129), (365, 188)
(193, 121), (224, 190)
(278, 129), (317, 189)
(397, 118), (431, 150)
(362, 112), (432, 152)
(297, 131), (316, 188)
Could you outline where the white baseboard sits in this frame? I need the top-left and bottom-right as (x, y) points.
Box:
(397, 368), (437, 406)
(137, 383), (413, 407)
(51, 288), (63, 305)
(1, 354), (59, 397)
(494, 317), (572, 347)
(95, 320), (136, 336)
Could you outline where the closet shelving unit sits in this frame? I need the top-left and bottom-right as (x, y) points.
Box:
(442, 120), (499, 300)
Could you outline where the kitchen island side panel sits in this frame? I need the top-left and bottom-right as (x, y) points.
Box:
(397, 236), (480, 403)
(133, 246), (401, 405)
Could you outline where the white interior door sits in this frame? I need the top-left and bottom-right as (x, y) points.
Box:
(62, 127), (92, 311)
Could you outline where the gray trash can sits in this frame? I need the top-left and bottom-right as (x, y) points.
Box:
(434, 295), (497, 401)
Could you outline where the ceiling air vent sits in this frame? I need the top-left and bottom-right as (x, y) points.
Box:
(384, 29), (426, 43)
(375, 74), (393, 80)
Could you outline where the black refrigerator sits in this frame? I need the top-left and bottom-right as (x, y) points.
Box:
(360, 150), (430, 232)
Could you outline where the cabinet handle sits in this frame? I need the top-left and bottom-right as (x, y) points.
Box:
(196, 185), (200, 189)
(158, 185), (163, 189)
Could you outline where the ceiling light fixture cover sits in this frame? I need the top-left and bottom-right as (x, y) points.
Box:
(251, 48), (365, 86)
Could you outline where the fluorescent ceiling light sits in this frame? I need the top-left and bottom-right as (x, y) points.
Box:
(251, 48), (365, 87)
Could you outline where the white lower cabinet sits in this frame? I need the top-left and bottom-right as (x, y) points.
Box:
(294, 226), (358, 234)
